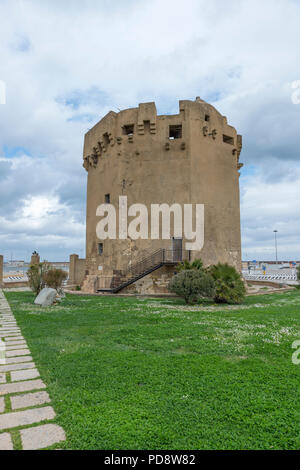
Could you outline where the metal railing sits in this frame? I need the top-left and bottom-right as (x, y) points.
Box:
(98, 248), (191, 292)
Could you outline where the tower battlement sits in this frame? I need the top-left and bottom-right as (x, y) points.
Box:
(83, 98), (243, 172)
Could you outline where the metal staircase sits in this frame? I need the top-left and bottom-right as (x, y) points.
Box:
(97, 248), (190, 294)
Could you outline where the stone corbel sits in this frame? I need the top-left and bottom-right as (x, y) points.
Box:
(108, 133), (115, 146)
(83, 156), (89, 171)
(211, 129), (217, 140)
(91, 153), (98, 168)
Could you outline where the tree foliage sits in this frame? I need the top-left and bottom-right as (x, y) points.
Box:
(176, 259), (204, 273)
(208, 263), (246, 304)
(43, 269), (68, 290)
(168, 270), (215, 304)
(28, 263), (67, 296)
(27, 262), (50, 296)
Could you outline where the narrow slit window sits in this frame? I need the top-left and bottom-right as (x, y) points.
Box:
(169, 125), (182, 140)
(105, 194), (110, 204)
(223, 135), (234, 145)
(123, 124), (134, 135)
(98, 243), (104, 255)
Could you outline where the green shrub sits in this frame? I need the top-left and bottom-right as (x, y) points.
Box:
(27, 262), (50, 296)
(43, 269), (68, 290)
(176, 259), (204, 273)
(168, 270), (215, 304)
(297, 266), (300, 281)
(208, 263), (246, 304)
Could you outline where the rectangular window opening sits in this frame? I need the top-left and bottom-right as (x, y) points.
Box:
(223, 135), (234, 145)
(98, 243), (104, 256)
(169, 125), (182, 140)
(123, 124), (134, 135)
(143, 120), (150, 134)
(205, 114), (210, 122)
(105, 194), (110, 204)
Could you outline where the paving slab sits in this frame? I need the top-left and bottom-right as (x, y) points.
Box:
(6, 349), (31, 357)
(20, 424), (65, 450)
(5, 336), (25, 342)
(0, 333), (22, 338)
(0, 289), (66, 450)
(0, 362), (35, 373)
(6, 344), (28, 351)
(11, 368), (40, 382)
(0, 406), (55, 430)
(0, 379), (46, 396)
(0, 328), (20, 332)
(4, 356), (33, 364)
(0, 432), (13, 450)
(3, 341), (26, 346)
(0, 396), (4, 413)
(10, 391), (51, 410)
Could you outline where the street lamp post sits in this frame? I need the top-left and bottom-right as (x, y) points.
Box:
(274, 230), (278, 265)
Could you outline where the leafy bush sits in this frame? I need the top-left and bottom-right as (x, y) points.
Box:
(168, 270), (215, 304)
(28, 264), (67, 296)
(208, 263), (246, 304)
(43, 269), (68, 290)
(176, 259), (204, 272)
(27, 262), (50, 296)
(297, 266), (300, 281)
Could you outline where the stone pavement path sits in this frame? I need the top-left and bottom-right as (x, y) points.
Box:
(0, 290), (66, 450)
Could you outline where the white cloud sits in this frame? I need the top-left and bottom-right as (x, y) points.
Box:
(0, 0), (299, 260)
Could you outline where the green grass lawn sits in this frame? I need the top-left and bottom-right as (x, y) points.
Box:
(4, 290), (300, 450)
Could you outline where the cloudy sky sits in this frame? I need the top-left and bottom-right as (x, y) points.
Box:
(0, 0), (299, 262)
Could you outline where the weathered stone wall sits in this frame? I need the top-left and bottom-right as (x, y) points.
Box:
(68, 254), (86, 287)
(3, 281), (29, 289)
(122, 265), (176, 295)
(30, 253), (40, 265)
(82, 97), (243, 293)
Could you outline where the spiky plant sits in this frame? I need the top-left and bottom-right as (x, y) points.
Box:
(176, 258), (204, 273)
(208, 263), (246, 305)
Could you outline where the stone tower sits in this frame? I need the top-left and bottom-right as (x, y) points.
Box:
(82, 98), (243, 294)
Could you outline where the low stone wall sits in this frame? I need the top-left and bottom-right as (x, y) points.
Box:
(68, 254), (86, 287)
(247, 280), (291, 288)
(3, 281), (29, 289)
